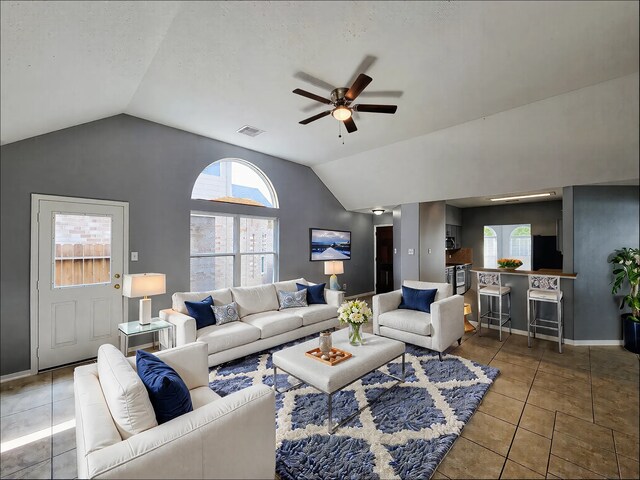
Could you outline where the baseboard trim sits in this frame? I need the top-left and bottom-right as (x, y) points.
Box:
(467, 321), (623, 346)
(1, 370), (32, 383)
(346, 291), (375, 300)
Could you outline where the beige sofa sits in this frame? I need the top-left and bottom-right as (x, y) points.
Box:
(74, 342), (275, 479)
(160, 278), (343, 367)
(373, 280), (464, 360)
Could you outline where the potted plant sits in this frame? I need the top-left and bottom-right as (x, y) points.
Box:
(609, 247), (640, 354)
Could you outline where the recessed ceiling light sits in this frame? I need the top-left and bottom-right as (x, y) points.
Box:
(490, 192), (554, 202)
(372, 208), (385, 215)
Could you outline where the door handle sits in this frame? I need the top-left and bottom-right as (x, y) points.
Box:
(114, 284), (120, 289)
(114, 273), (121, 279)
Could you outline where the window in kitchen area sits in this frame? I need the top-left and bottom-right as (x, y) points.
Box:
(483, 224), (531, 270)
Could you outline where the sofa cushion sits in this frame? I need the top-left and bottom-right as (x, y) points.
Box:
(378, 309), (432, 336)
(211, 301), (240, 325)
(231, 284), (279, 318)
(285, 304), (338, 326)
(97, 344), (158, 439)
(172, 288), (233, 315)
(399, 286), (437, 314)
(136, 350), (193, 424)
(190, 386), (221, 410)
(278, 289), (308, 309)
(273, 278), (307, 292)
(241, 311), (303, 338)
(184, 295), (215, 329)
(196, 322), (261, 354)
(297, 282), (327, 304)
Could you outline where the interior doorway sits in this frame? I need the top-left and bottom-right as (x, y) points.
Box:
(374, 225), (394, 294)
(30, 195), (128, 372)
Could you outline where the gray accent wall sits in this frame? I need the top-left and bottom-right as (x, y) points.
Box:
(572, 186), (639, 341)
(419, 201), (446, 282)
(399, 203), (420, 283)
(0, 114), (374, 375)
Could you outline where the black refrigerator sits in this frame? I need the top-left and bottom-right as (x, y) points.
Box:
(532, 235), (563, 270)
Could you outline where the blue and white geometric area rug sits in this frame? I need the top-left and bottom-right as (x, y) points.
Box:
(209, 337), (499, 480)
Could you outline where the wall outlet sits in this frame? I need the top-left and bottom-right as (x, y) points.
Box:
(342, 283), (347, 292)
(428, 248), (432, 254)
(131, 251), (139, 261)
(408, 248), (415, 255)
(394, 248), (397, 254)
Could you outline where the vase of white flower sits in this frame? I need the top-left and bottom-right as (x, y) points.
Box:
(338, 299), (372, 346)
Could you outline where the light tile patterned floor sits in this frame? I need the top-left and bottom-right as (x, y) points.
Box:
(1, 325), (638, 479)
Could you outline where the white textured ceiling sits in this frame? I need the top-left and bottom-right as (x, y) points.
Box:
(1, 1), (638, 209)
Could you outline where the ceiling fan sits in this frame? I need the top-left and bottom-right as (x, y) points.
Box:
(293, 73), (398, 133)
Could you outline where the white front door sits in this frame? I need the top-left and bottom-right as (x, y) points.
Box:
(32, 196), (127, 370)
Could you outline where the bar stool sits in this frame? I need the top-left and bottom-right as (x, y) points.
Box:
(476, 272), (512, 341)
(527, 275), (563, 353)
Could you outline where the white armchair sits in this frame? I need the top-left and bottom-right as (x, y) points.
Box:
(373, 281), (464, 360)
(74, 342), (276, 479)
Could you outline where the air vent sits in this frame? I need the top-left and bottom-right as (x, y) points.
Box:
(236, 125), (265, 137)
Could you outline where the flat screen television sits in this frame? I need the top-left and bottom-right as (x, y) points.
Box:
(309, 228), (351, 261)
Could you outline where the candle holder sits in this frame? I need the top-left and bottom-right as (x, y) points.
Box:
(319, 331), (332, 359)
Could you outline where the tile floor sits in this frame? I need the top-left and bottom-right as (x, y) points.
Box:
(1, 327), (638, 479)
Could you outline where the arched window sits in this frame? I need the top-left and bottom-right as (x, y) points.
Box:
(191, 159), (279, 208)
(510, 225), (531, 269)
(483, 226), (498, 268)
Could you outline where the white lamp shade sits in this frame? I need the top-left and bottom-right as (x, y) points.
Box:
(122, 273), (166, 298)
(324, 261), (344, 275)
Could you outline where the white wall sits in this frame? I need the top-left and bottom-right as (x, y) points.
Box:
(314, 73), (639, 211)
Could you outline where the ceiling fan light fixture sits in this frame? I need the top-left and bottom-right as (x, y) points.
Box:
(332, 106), (352, 121)
(372, 208), (385, 215)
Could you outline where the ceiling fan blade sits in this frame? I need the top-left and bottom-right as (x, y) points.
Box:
(359, 90), (404, 98)
(346, 55), (377, 87)
(343, 116), (357, 133)
(353, 104), (398, 114)
(299, 110), (331, 125)
(345, 74), (372, 101)
(293, 88), (331, 105)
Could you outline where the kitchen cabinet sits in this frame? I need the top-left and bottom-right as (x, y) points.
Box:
(446, 224), (462, 249)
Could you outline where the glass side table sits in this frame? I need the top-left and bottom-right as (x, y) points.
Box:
(118, 318), (175, 355)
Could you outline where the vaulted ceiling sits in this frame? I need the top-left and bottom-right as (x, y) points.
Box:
(2, 1), (638, 210)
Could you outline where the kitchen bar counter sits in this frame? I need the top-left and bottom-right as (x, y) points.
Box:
(471, 267), (577, 279)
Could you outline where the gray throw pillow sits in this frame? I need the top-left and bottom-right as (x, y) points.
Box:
(211, 301), (240, 325)
(278, 289), (308, 309)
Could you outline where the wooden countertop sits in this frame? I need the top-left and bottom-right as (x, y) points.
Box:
(471, 267), (577, 279)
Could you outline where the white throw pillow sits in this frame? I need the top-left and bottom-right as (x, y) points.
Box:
(97, 344), (158, 439)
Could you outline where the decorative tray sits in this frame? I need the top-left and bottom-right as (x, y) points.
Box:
(305, 347), (352, 366)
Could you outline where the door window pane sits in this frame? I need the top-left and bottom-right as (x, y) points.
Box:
(190, 256), (234, 291)
(190, 214), (234, 254)
(239, 217), (275, 252)
(54, 214), (111, 287)
(241, 254), (274, 286)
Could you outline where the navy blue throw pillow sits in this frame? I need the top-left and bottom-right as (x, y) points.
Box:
(399, 286), (438, 313)
(297, 282), (327, 305)
(136, 350), (193, 424)
(184, 295), (215, 329)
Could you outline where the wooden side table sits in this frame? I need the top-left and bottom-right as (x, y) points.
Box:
(463, 303), (476, 332)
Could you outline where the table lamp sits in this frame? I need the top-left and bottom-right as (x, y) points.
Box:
(122, 273), (166, 325)
(324, 261), (344, 291)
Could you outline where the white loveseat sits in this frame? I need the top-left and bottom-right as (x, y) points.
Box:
(160, 278), (344, 367)
(74, 342), (275, 479)
(373, 281), (464, 359)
